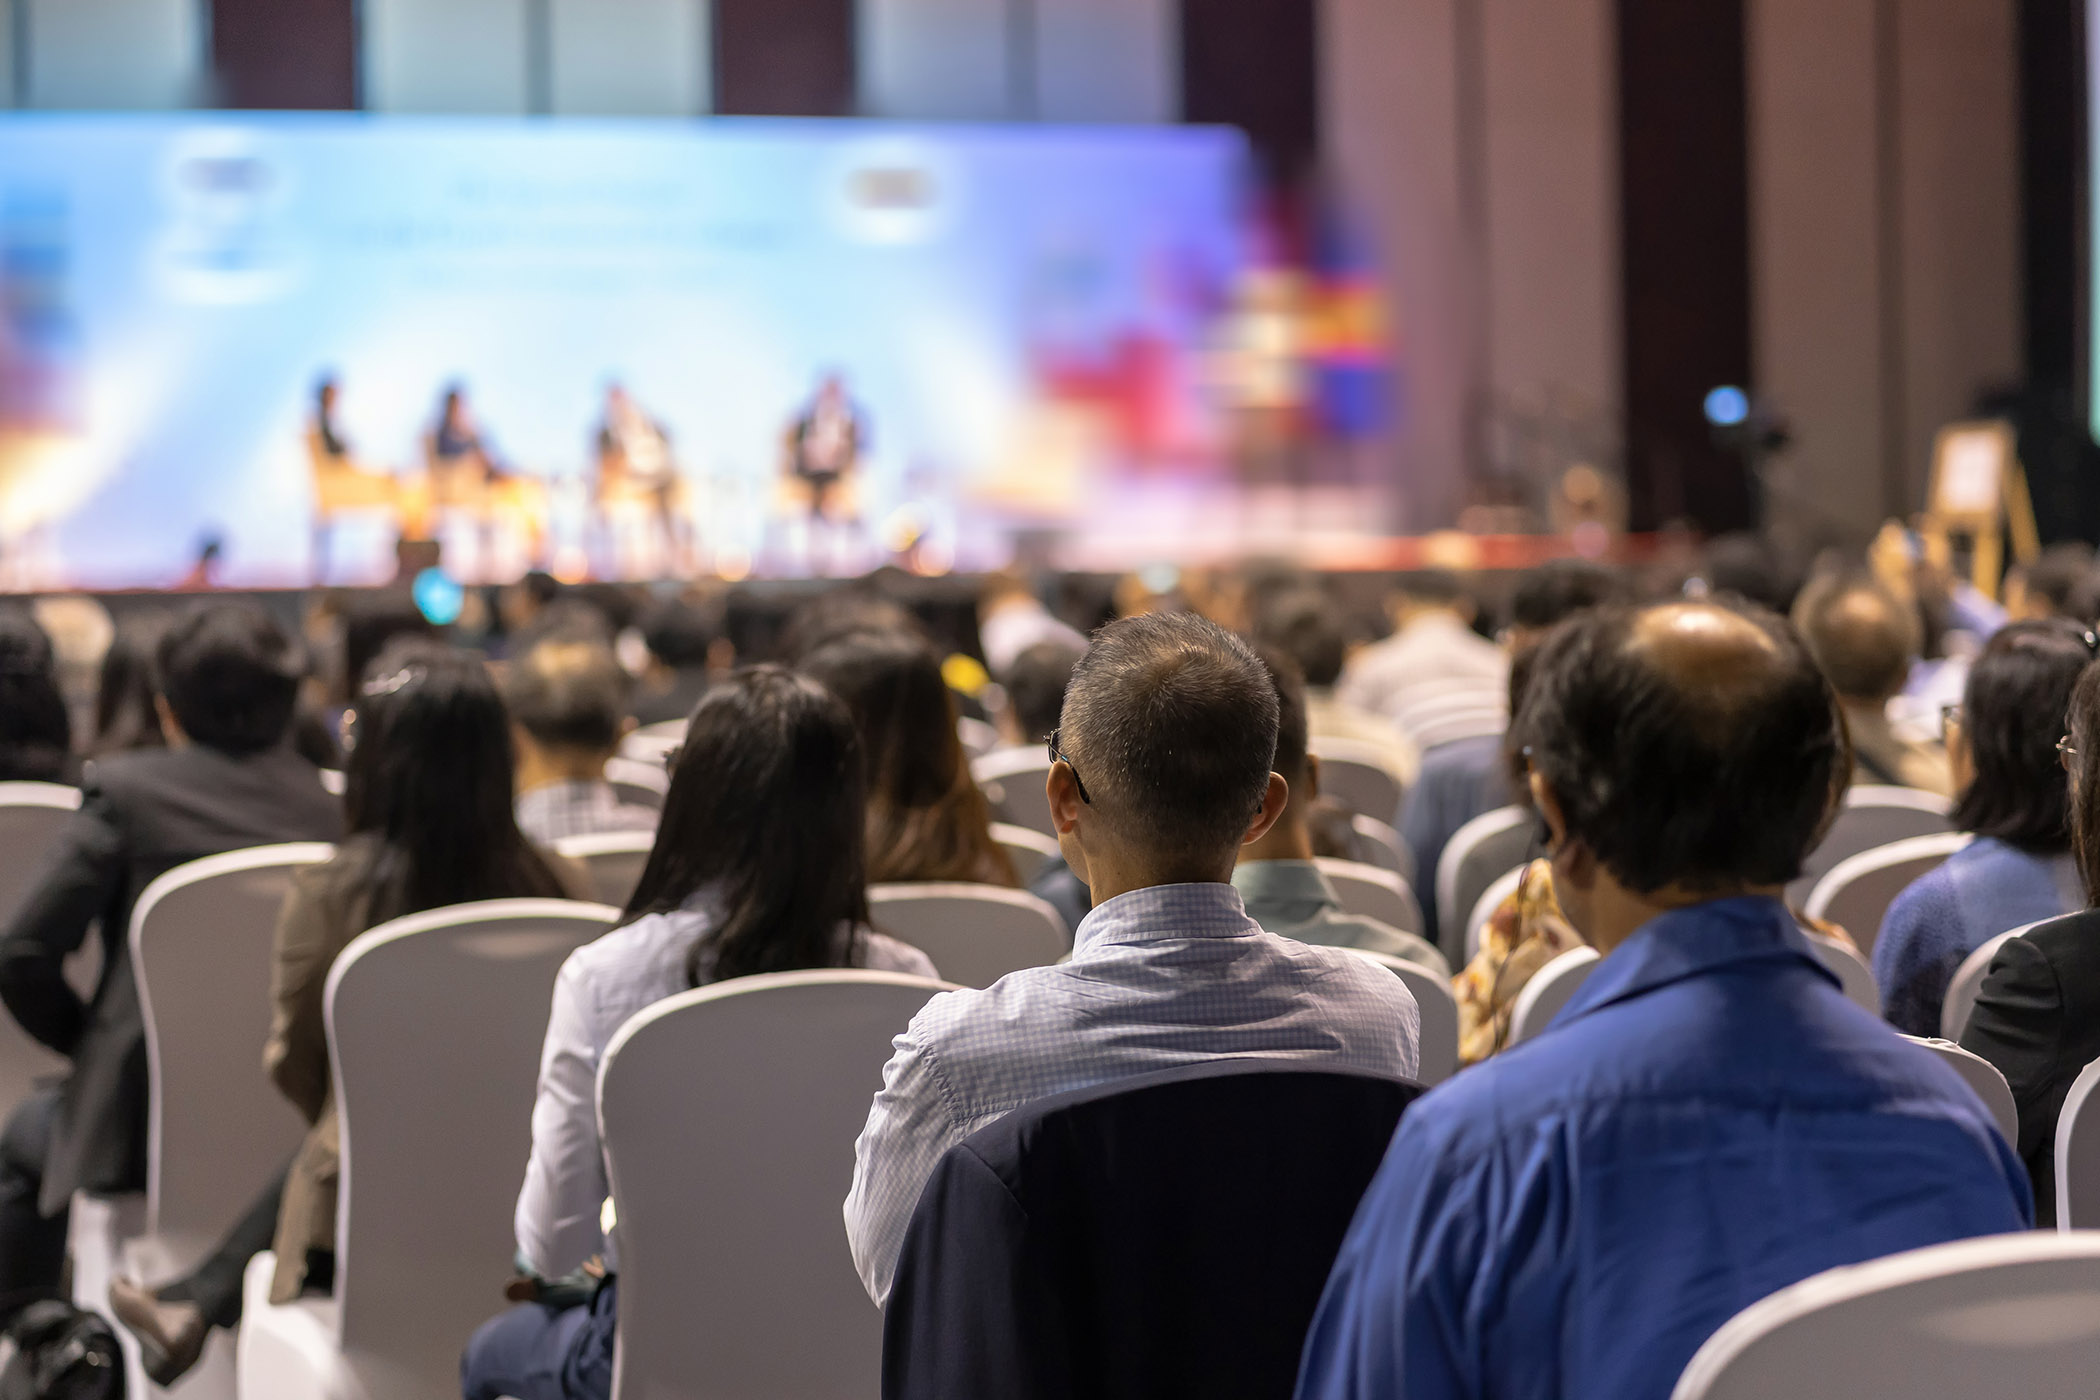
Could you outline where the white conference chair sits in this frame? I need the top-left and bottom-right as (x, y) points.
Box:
(598, 970), (958, 1400)
(69, 843), (335, 1400)
(1507, 946), (1601, 1045)
(1898, 1035), (2018, 1143)
(1464, 864), (1527, 965)
(1940, 923), (2043, 1043)
(1316, 858), (1425, 936)
(2054, 1055), (2100, 1229)
(1805, 932), (1880, 1015)
(1343, 949), (1459, 1086)
(237, 899), (618, 1400)
(1671, 1232), (2100, 1400)
(0, 783), (82, 1127)
(1347, 814), (1415, 887)
(868, 883), (1068, 988)
(1308, 737), (1403, 824)
(617, 720), (684, 767)
(602, 756), (670, 812)
(1785, 785), (1955, 906)
(990, 823), (1060, 884)
(553, 829), (658, 909)
(1435, 805), (1535, 963)
(1804, 832), (1971, 961)
(956, 715), (1003, 759)
(972, 749), (1054, 839)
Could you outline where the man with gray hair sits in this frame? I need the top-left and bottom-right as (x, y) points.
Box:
(844, 611), (1421, 1305)
(505, 639), (658, 845)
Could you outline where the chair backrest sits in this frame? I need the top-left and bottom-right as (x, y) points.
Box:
(1670, 1232), (2100, 1400)
(868, 883), (1068, 988)
(1805, 932), (1880, 1015)
(1436, 805), (1533, 960)
(552, 829), (657, 909)
(883, 1063), (1422, 1400)
(602, 756), (669, 812)
(618, 721), (684, 767)
(0, 785), (81, 1123)
(956, 715), (1002, 759)
(132, 843), (335, 1257)
(1507, 945), (1602, 1044)
(990, 822), (1061, 884)
(1896, 1035), (2018, 1143)
(326, 899), (618, 1389)
(1347, 814), (1414, 886)
(1464, 863), (1526, 964)
(1308, 737), (1403, 824)
(972, 749), (1054, 838)
(2055, 1055), (2100, 1229)
(1941, 923), (2041, 1042)
(599, 971), (956, 1400)
(1343, 949), (1459, 1085)
(1804, 832), (1972, 959)
(1785, 785), (1955, 906)
(1315, 858), (1425, 936)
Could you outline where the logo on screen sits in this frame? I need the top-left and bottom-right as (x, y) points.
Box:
(155, 129), (297, 304)
(826, 139), (959, 246)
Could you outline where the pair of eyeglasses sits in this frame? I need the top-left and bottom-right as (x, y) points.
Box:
(1047, 727), (1091, 804)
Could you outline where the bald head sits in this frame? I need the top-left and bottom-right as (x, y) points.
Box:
(504, 638), (630, 756)
(1519, 601), (1845, 895)
(1792, 573), (1920, 703)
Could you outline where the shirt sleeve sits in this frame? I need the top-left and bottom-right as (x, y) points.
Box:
(0, 792), (122, 1056)
(514, 952), (611, 1278)
(844, 1010), (967, 1307)
(1957, 933), (2065, 1167)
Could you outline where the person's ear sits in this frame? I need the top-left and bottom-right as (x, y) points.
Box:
(1046, 763), (1085, 836)
(1529, 771), (1594, 889)
(1303, 753), (1322, 802)
(1240, 772), (1291, 847)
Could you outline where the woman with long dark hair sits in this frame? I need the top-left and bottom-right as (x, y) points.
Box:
(0, 610), (73, 783)
(799, 631), (1017, 887)
(108, 643), (579, 1384)
(1961, 652), (2100, 1223)
(461, 666), (935, 1400)
(89, 616), (167, 758)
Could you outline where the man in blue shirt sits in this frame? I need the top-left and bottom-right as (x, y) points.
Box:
(1296, 600), (2031, 1400)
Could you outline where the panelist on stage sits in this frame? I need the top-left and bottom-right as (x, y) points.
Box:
(594, 383), (687, 573)
(783, 373), (865, 524)
(304, 375), (400, 581)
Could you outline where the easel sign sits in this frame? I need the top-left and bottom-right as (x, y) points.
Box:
(1924, 419), (2038, 600)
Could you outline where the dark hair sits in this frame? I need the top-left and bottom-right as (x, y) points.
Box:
(1698, 533), (1798, 613)
(1004, 640), (1085, 744)
(343, 642), (566, 925)
(2012, 543), (2095, 619)
(513, 598), (616, 651)
(776, 588), (922, 663)
(2063, 661), (2100, 901)
(621, 667), (873, 985)
(504, 639), (631, 755)
(156, 604), (303, 756)
(1253, 589), (1348, 687)
(1510, 559), (1629, 633)
(1950, 619), (2091, 852)
(92, 618), (168, 757)
(1519, 602), (1845, 894)
(1061, 612), (1280, 870)
(641, 597), (722, 669)
(1395, 569), (1469, 608)
(800, 631), (1015, 886)
(1791, 572), (1919, 702)
(0, 611), (69, 782)
(339, 592), (438, 701)
(1253, 643), (1311, 781)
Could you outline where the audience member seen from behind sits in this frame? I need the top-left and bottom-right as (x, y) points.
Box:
(462, 668), (935, 1400)
(2003, 542), (2095, 623)
(1336, 570), (1507, 752)
(800, 631), (1017, 887)
(1296, 601), (2030, 1400)
(1960, 653), (2100, 1223)
(997, 639), (1084, 750)
(0, 611), (75, 785)
(504, 638), (660, 846)
(88, 618), (169, 758)
(0, 605), (343, 1329)
(1256, 589), (1417, 787)
(627, 595), (728, 728)
(1235, 649), (1447, 975)
(105, 644), (580, 1385)
(845, 613), (1423, 1306)
(1872, 620), (2090, 1036)
(1793, 571), (1952, 795)
(978, 572), (1089, 680)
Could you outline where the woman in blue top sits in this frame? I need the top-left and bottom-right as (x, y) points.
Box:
(1874, 619), (2093, 1035)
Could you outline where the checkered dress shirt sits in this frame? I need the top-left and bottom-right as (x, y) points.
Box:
(514, 778), (659, 846)
(844, 880), (1422, 1305)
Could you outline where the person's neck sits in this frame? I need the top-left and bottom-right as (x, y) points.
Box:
(515, 744), (610, 796)
(1581, 880), (1782, 956)
(1080, 850), (1237, 908)
(1238, 816), (1312, 865)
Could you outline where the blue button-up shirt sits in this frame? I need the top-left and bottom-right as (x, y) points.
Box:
(1296, 896), (2032, 1400)
(845, 881), (1423, 1306)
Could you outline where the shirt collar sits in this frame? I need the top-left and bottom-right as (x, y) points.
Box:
(1072, 881), (1262, 953)
(1555, 896), (1837, 1027)
(1230, 860), (1339, 911)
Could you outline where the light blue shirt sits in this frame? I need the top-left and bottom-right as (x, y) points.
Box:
(845, 881), (1422, 1305)
(1295, 897), (2031, 1400)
